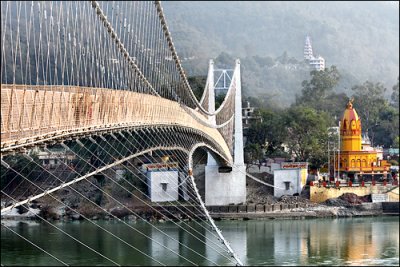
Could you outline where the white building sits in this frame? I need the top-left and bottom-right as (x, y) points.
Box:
(142, 161), (188, 202)
(361, 133), (383, 160)
(309, 55), (325, 71)
(304, 35), (314, 60)
(273, 162), (308, 197)
(36, 148), (76, 169)
(304, 35), (325, 71)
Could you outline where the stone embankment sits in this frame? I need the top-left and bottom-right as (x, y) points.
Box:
(2, 193), (398, 222)
(205, 202), (389, 220)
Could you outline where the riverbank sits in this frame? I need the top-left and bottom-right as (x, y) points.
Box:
(2, 174), (398, 222)
(2, 198), (398, 222)
(209, 202), (399, 220)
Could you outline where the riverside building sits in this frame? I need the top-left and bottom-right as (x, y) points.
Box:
(333, 100), (391, 182)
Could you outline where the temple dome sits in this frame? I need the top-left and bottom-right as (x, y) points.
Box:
(341, 99), (361, 132)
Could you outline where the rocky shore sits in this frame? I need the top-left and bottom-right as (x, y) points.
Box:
(2, 193), (396, 223)
(2, 174), (398, 223)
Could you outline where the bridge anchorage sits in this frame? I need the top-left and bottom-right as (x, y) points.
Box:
(1, 1), (248, 265)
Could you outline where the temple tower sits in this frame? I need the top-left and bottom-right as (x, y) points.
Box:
(304, 35), (313, 60)
(334, 99), (391, 180)
(341, 99), (362, 152)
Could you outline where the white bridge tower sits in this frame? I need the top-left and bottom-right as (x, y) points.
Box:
(204, 59), (246, 205)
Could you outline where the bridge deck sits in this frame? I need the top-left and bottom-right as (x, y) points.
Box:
(1, 84), (231, 162)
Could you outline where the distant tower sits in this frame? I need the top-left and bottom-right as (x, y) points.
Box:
(304, 35), (313, 60)
(304, 35), (325, 71)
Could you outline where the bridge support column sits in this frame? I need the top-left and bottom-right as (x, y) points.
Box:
(205, 164), (246, 205)
(205, 59), (246, 206)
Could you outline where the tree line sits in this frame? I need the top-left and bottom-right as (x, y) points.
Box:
(242, 66), (399, 170)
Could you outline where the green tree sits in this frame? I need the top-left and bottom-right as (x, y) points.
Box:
(244, 143), (263, 165)
(369, 102), (398, 148)
(214, 52), (235, 68)
(246, 108), (288, 158)
(323, 92), (350, 121)
(283, 106), (331, 169)
(394, 136), (400, 148)
(187, 76), (207, 101)
(1, 151), (40, 191)
(252, 55), (274, 67)
(391, 77), (399, 108)
(370, 79), (399, 148)
(351, 81), (387, 145)
(296, 65), (340, 110)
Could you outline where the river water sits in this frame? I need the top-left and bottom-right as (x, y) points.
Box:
(1, 216), (399, 266)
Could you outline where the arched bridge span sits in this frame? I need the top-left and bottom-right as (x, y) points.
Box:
(1, 84), (231, 164)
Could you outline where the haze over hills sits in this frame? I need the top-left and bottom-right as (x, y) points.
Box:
(162, 1), (399, 107)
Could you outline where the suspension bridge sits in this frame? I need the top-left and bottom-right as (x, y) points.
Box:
(0, 1), (272, 265)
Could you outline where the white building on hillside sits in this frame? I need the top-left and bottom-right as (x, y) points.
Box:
(304, 35), (325, 71)
(304, 35), (314, 60)
(309, 55), (325, 71)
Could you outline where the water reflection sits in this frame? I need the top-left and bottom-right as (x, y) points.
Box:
(1, 217), (399, 266)
(218, 217), (398, 266)
(206, 220), (247, 265)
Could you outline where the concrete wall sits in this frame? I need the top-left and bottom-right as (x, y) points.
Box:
(147, 170), (179, 202)
(152, 201), (396, 218)
(205, 165), (246, 205)
(270, 163), (281, 173)
(382, 202), (399, 214)
(158, 203), (308, 215)
(274, 169), (306, 197)
(310, 185), (399, 203)
(178, 172), (190, 201)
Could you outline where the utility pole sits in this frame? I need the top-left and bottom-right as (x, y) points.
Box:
(333, 141), (336, 181)
(337, 120), (341, 181)
(328, 141), (330, 180)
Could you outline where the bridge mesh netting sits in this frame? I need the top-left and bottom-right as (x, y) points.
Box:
(1, 1), (244, 266)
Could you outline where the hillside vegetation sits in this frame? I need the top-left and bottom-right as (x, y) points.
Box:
(162, 1), (399, 106)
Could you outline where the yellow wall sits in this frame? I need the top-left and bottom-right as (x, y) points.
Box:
(335, 151), (390, 173)
(341, 135), (361, 151)
(301, 169), (307, 187)
(310, 185), (399, 203)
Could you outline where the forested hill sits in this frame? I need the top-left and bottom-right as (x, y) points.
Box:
(162, 1), (399, 107)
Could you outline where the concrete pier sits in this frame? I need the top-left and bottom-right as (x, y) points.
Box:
(205, 59), (246, 205)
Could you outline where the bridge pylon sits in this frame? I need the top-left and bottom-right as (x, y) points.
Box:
(205, 59), (246, 206)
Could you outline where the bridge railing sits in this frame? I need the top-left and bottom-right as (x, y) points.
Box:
(1, 84), (231, 162)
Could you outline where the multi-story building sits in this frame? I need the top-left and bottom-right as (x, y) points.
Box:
(242, 101), (262, 130)
(304, 35), (325, 71)
(309, 56), (325, 71)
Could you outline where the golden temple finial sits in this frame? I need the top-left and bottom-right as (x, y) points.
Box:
(346, 97), (354, 109)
